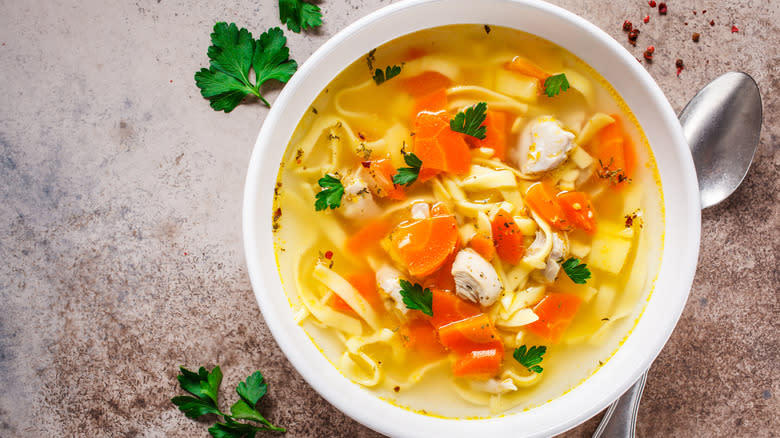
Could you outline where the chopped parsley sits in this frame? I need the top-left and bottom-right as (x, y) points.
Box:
(450, 101), (487, 139)
(194, 24), (298, 112)
(314, 174), (344, 211)
(373, 65), (402, 85)
(398, 280), (433, 316)
(561, 257), (591, 284)
(279, 0), (323, 33)
(543, 73), (570, 97)
(513, 345), (546, 374)
(392, 152), (423, 186)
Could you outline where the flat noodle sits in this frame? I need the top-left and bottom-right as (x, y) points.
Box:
(446, 85), (529, 115)
(314, 264), (381, 330)
(339, 350), (383, 387)
(472, 157), (539, 181)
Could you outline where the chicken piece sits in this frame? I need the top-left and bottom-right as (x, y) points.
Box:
(469, 378), (518, 395)
(527, 231), (568, 283)
(376, 265), (407, 314)
(340, 169), (381, 220)
(511, 116), (576, 174)
(451, 249), (503, 306)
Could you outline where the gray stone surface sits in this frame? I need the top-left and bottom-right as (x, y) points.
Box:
(0, 0), (776, 436)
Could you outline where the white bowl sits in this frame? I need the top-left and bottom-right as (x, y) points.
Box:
(243, 0), (701, 436)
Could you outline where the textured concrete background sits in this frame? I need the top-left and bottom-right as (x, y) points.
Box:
(0, 0), (776, 436)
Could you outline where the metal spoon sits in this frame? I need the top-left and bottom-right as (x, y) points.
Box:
(593, 71), (763, 437)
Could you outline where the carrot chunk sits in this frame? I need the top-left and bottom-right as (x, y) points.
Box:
(346, 219), (394, 255)
(330, 271), (384, 314)
(389, 215), (459, 277)
(400, 318), (447, 360)
(556, 191), (597, 234)
(438, 314), (502, 354)
(491, 209), (524, 264)
(413, 112), (471, 181)
(526, 293), (582, 343)
(469, 233), (496, 262)
(366, 158), (406, 200)
(466, 111), (508, 161)
(401, 71), (452, 98)
(590, 115), (637, 190)
(505, 56), (550, 81)
(423, 239), (460, 292)
(524, 182), (571, 231)
(430, 289), (481, 329)
(411, 88), (447, 121)
(452, 347), (503, 378)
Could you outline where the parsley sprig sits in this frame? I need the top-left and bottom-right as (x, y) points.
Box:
(543, 73), (570, 97)
(561, 257), (591, 284)
(314, 174), (345, 211)
(393, 153), (423, 186)
(373, 65), (402, 85)
(399, 280), (433, 316)
(195, 23), (298, 112)
(172, 366), (285, 437)
(513, 345), (547, 374)
(450, 102), (487, 139)
(279, 0), (322, 33)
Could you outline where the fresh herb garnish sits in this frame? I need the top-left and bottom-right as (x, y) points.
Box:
(279, 0), (323, 33)
(398, 280), (433, 316)
(373, 65), (402, 85)
(194, 23), (298, 112)
(392, 152), (423, 186)
(314, 174), (344, 211)
(513, 345), (546, 374)
(543, 73), (570, 97)
(450, 101), (487, 140)
(561, 257), (591, 284)
(596, 158), (630, 185)
(171, 366), (285, 436)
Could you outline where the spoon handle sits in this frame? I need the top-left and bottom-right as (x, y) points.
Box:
(592, 371), (648, 438)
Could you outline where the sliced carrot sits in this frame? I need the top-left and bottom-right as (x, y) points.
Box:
(366, 159), (406, 200)
(469, 233), (496, 262)
(590, 116), (628, 187)
(346, 219), (394, 255)
(622, 134), (637, 182)
(400, 318), (447, 360)
(389, 215), (459, 277)
(400, 71), (452, 98)
(452, 347), (503, 378)
(423, 239), (460, 292)
(524, 182), (571, 231)
(526, 293), (583, 343)
(438, 314), (502, 354)
(413, 112), (471, 181)
(556, 191), (596, 234)
(430, 202), (450, 217)
(491, 209), (524, 264)
(411, 88), (447, 121)
(505, 56), (550, 81)
(466, 111), (508, 161)
(330, 271), (384, 314)
(430, 289), (481, 329)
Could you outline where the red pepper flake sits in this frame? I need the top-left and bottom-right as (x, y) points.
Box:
(731, 25), (739, 33)
(644, 45), (655, 61)
(684, 22), (688, 25)
(693, 10), (697, 15)
(361, 161), (371, 168)
(658, 2), (667, 14)
(648, 0), (656, 6)
(324, 250), (334, 259)
(622, 20), (633, 31)
(358, 132), (366, 140)
(675, 59), (684, 76)
(628, 28), (640, 45)
(710, 20), (715, 26)
(692, 32), (700, 42)
(643, 15), (650, 23)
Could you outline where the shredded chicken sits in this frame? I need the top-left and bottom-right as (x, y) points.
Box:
(375, 265), (407, 314)
(340, 169), (381, 220)
(451, 249), (503, 306)
(511, 115), (576, 174)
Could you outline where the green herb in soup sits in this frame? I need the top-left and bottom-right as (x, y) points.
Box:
(272, 25), (663, 418)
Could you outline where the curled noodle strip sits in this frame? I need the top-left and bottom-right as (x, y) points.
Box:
(446, 85), (529, 115)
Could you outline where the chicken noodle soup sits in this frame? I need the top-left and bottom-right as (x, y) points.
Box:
(272, 25), (663, 418)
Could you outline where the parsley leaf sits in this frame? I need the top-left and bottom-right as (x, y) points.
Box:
(195, 23), (298, 112)
(513, 345), (547, 374)
(561, 257), (591, 284)
(315, 174), (345, 211)
(543, 73), (570, 97)
(279, 0), (323, 33)
(450, 102), (487, 139)
(172, 366), (285, 436)
(399, 280), (433, 316)
(373, 65), (402, 85)
(392, 153), (423, 186)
